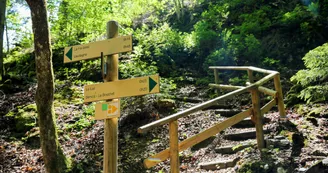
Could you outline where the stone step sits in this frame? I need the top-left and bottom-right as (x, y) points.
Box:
(223, 129), (270, 141)
(215, 142), (256, 154)
(213, 109), (242, 117)
(202, 104), (233, 111)
(199, 157), (240, 170)
(232, 117), (271, 128)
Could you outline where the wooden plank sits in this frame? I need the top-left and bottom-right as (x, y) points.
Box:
(138, 85), (255, 134)
(261, 99), (276, 114)
(273, 74), (286, 117)
(169, 121), (179, 173)
(251, 89), (264, 149)
(63, 35), (132, 63)
(103, 20), (119, 173)
(143, 108), (253, 168)
(209, 84), (244, 90)
(95, 99), (120, 120)
(84, 74), (160, 103)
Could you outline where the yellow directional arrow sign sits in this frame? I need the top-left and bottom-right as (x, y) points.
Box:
(84, 75), (160, 103)
(63, 35), (132, 63)
(95, 100), (120, 120)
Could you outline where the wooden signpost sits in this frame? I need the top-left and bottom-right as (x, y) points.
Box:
(63, 21), (160, 173)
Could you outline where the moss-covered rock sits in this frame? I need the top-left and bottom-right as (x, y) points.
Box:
(22, 127), (40, 148)
(238, 160), (275, 173)
(156, 99), (176, 110)
(7, 104), (38, 133)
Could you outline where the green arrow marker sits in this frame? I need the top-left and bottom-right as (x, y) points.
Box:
(65, 47), (73, 60)
(149, 77), (157, 92)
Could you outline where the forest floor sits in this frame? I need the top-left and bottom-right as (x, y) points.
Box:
(0, 81), (328, 173)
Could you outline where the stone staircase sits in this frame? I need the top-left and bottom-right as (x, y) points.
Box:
(197, 107), (272, 172)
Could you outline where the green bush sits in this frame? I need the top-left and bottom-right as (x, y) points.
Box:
(290, 43), (328, 103)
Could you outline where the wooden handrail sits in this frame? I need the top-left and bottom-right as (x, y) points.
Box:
(138, 66), (286, 172)
(138, 84), (255, 133)
(209, 66), (277, 74)
(209, 83), (277, 97)
(139, 73), (278, 133)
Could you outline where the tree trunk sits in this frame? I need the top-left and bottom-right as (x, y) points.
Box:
(25, 0), (71, 172)
(0, 0), (6, 81)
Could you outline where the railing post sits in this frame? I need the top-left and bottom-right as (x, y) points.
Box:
(247, 69), (254, 83)
(273, 73), (286, 118)
(169, 120), (179, 173)
(214, 69), (220, 94)
(251, 89), (265, 149)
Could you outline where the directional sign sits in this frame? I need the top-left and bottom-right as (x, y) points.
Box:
(95, 100), (120, 120)
(84, 75), (160, 103)
(63, 35), (132, 63)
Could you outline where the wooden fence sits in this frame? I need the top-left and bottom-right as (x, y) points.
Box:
(138, 66), (286, 172)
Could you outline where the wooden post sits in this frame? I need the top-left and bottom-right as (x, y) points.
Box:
(273, 73), (286, 118)
(247, 70), (254, 83)
(103, 21), (119, 173)
(214, 69), (219, 94)
(169, 120), (179, 173)
(251, 89), (265, 149)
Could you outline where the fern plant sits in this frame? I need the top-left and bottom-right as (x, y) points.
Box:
(290, 43), (328, 103)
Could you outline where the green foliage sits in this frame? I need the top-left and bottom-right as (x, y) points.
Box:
(133, 23), (189, 76)
(291, 43), (328, 103)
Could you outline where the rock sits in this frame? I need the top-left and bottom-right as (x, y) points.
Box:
(305, 158), (328, 173)
(214, 109), (242, 117)
(224, 129), (270, 141)
(265, 139), (290, 149)
(215, 142), (255, 154)
(191, 136), (216, 151)
(174, 97), (202, 103)
(299, 168), (307, 172)
(311, 150), (328, 156)
(232, 117), (271, 128)
(199, 157), (240, 170)
(322, 158), (328, 166)
(279, 139), (290, 148)
(277, 167), (287, 173)
(156, 99), (176, 110)
(274, 135), (285, 140)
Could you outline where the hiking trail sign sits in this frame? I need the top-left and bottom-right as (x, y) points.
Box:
(63, 20), (160, 173)
(84, 75), (160, 103)
(63, 35), (132, 63)
(95, 100), (120, 120)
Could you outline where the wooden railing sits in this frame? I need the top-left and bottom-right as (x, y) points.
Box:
(138, 66), (286, 172)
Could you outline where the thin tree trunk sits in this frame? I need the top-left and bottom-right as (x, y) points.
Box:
(5, 18), (9, 53)
(25, 0), (71, 172)
(0, 0), (6, 81)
